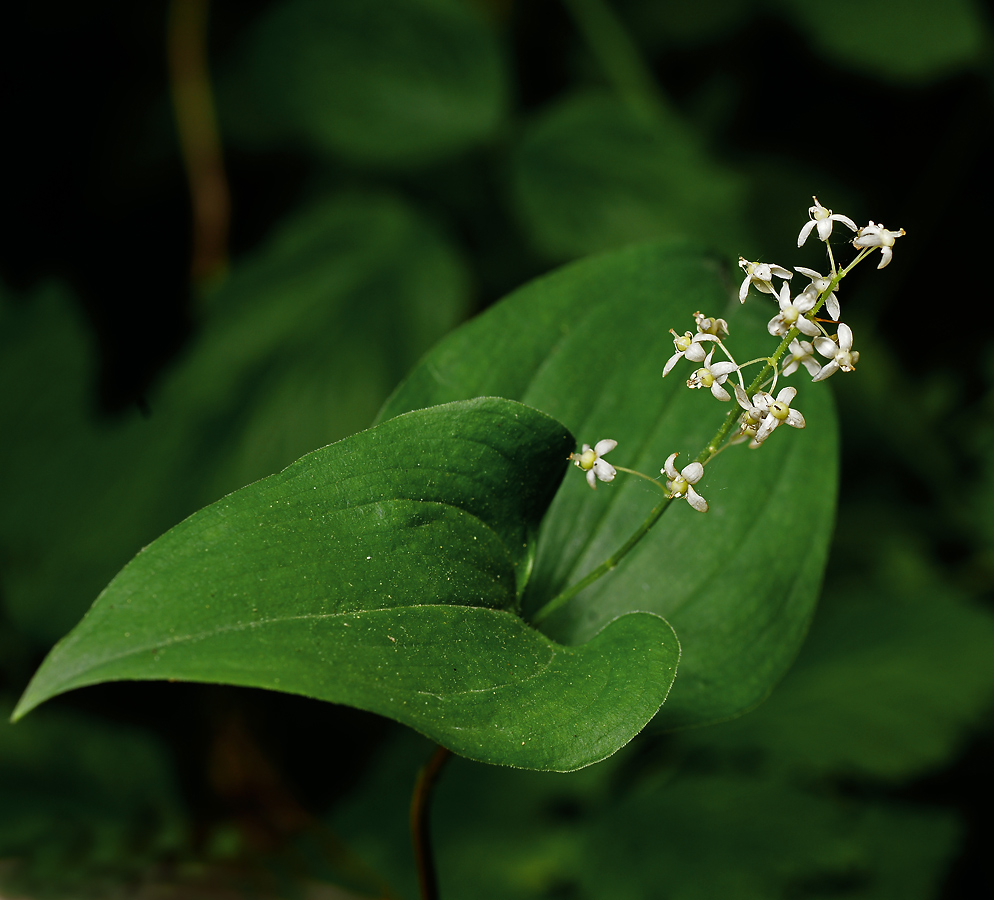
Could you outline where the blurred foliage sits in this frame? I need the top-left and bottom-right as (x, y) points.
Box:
(2, 0), (994, 897)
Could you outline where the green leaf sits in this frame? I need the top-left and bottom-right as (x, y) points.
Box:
(0, 193), (470, 645)
(330, 730), (961, 900)
(14, 398), (679, 771)
(218, 0), (507, 167)
(678, 540), (994, 782)
(0, 698), (186, 894)
(379, 241), (838, 728)
(772, 0), (987, 82)
(509, 93), (746, 261)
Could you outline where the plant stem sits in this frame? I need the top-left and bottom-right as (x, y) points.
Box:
(532, 248), (870, 626)
(531, 488), (673, 626)
(167, 0), (230, 287)
(410, 745), (452, 900)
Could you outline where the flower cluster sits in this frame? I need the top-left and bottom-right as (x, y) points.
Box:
(571, 196), (903, 514)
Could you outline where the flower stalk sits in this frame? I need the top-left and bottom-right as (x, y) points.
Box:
(530, 197), (903, 626)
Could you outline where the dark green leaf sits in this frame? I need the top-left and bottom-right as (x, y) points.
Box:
(772, 0), (987, 82)
(510, 93), (746, 260)
(14, 399), (679, 771)
(678, 542), (994, 781)
(330, 729), (961, 900)
(379, 241), (838, 728)
(219, 0), (507, 167)
(0, 194), (470, 645)
(0, 698), (186, 895)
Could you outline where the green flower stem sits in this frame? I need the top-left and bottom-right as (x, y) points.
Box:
(561, 0), (670, 125)
(532, 245), (874, 627)
(531, 486), (673, 627)
(697, 249), (871, 466)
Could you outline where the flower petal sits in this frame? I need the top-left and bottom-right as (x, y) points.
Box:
(813, 336), (837, 359)
(754, 416), (777, 443)
(593, 439), (617, 457)
(785, 409), (806, 429)
(797, 219), (817, 247)
(682, 462), (704, 484)
(812, 361), (838, 382)
(825, 293), (841, 320)
(837, 323), (853, 351)
(711, 382), (730, 401)
(709, 361), (738, 378)
(686, 486), (708, 512)
(593, 459), (617, 482)
(738, 275), (751, 302)
(685, 342), (708, 362)
(663, 452), (679, 479)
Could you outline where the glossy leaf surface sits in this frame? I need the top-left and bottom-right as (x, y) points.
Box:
(0, 194), (469, 645)
(14, 399), (679, 771)
(379, 240), (838, 728)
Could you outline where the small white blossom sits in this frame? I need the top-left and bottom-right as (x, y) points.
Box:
(738, 257), (792, 303)
(797, 196), (858, 247)
(794, 266), (841, 320)
(663, 329), (716, 376)
(852, 221), (905, 268)
(812, 323), (859, 381)
(732, 384), (768, 444)
(662, 452), (708, 512)
(686, 349), (738, 401)
(752, 387), (805, 445)
(782, 338), (822, 378)
(693, 311), (729, 339)
(767, 283), (820, 338)
(571, 439), (618, 489)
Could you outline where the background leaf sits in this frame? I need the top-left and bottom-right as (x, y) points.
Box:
(218, 0), (507, 167)
(510, 92), (746, 261)
(771, 0), (988, 82)
(0, 193), (470, 646)
(328, 728), (960, 900)
(0, 699), (186, 895)
(14, 399), (679, 771)
(379, 240), (838, 729)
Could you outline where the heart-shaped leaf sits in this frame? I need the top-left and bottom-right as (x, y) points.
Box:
(14, 398), (679, 771)
(378, 240), (838, 729)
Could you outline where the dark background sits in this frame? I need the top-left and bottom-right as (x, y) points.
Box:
(2, 1), (993, 897)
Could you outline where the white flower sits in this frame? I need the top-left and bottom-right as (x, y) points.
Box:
(797, 196), (858, 247)
(686, 349), (738, 401)
(852, 221), (906, 269)
(812, 324), (859, 381)
(767, 283), (820, 338)
(782, 338), (822, 378)
(738, 257), (792, 303)
(693, 311), (729, 339)
(752, 386), (805, 445)
(571, 439), (618, 490)
(662, 452), (708, 512)
(732, 384), (768, 443)
(663, 328), (716, 377)
(794, 266), (841, 320)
